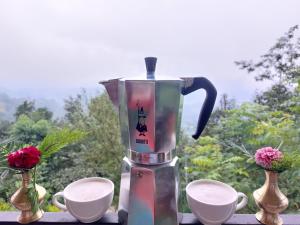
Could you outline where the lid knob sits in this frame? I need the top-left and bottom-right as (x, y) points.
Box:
(145, 57), (157, 79)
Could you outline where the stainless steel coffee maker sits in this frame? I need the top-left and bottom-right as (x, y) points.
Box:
(100, 57), (217, 225)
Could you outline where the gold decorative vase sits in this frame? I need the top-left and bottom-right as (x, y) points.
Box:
(253, 170), (288, 225)
(10, 171), (46, 224)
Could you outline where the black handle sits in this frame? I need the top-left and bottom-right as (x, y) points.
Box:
(181, 77), (217, 139)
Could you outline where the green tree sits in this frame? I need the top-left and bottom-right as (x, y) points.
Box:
(216, 103), (299, 150)
(0, 120), (11, 141)
(254, 83), (293, 111)
(204, 93), (236, 136)
(64, 94), (85, 124)
(41, 93), (123, 207)
(10, 115), (51, 145)
(14, 100), (35, 119)
(219, 104), (299, 211)
(14, 101), (53, 122)
(236, 25), (300, 111)
(1, 101), (54, 206)
(286, 78), (300, 116)
(31, 107), (53, 122)
(183, 103), (300, 213)
(235, 25), (300, 84)
(182, 136), (254, 213)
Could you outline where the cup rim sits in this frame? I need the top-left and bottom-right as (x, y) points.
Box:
(63, 177), (114, 203)
(186, 179), (238, 206)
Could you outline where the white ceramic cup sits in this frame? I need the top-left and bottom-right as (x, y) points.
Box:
(52, 177), (114, 223)
(186, 179), (248, 225)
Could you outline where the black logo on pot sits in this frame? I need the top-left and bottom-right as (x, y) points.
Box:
(136, 102), (147, 136)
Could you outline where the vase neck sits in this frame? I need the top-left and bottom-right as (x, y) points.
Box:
(264, 170), (278, 187)
(21, 171), (31, 187)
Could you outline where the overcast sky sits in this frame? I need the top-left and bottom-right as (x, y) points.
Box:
(0, 0), (299, 102)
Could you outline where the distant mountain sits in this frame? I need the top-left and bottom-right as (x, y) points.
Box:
(0, 86), (104, 122)
(0, 93), (22, 121)
(0, 88), (203, 133)
(0, 92), (64, 121)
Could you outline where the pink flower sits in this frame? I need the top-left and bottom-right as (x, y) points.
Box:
(255, 147), (283, 169)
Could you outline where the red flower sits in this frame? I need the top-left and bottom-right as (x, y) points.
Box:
(7, 146), (41, 169)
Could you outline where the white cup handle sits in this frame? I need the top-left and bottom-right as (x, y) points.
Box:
(52, 191), (67, 211)
(236, 192), (248, 211)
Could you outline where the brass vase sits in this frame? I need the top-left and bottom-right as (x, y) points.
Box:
(253, 170), (288, 225)
(10, 171), (46, 224)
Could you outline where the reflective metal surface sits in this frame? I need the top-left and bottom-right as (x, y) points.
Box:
(100, 57), (217, 164)
(253, 170), (288, 225)
(100, 57), (217, 225)
(118, 157), (179, 225)
(129, 148), (175, 164)
(125, 79), (181, 163)
(125, 80), (156, 154)
(119, 80), (130, 153)
(101, 78), (182, 164)
(100, 78), (120, 110)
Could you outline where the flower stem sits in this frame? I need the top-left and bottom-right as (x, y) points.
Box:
(32, 166), (37, 188)
(0, 167), (17, 172)
(26, 167), (39, 214)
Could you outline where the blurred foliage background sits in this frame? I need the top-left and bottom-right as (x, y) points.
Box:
(0, 26), (300, 213)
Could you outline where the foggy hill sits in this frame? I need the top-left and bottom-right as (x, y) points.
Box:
(0, 92), (64, 121)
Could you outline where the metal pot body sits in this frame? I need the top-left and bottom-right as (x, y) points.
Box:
(100, 57), (217, 165)
(119, 78), (183, 165)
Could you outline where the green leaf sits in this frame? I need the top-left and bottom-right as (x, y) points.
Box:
(271, 153), (295, 172)
(38, 128), (86, 159)
(27, 184), (39, 214)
